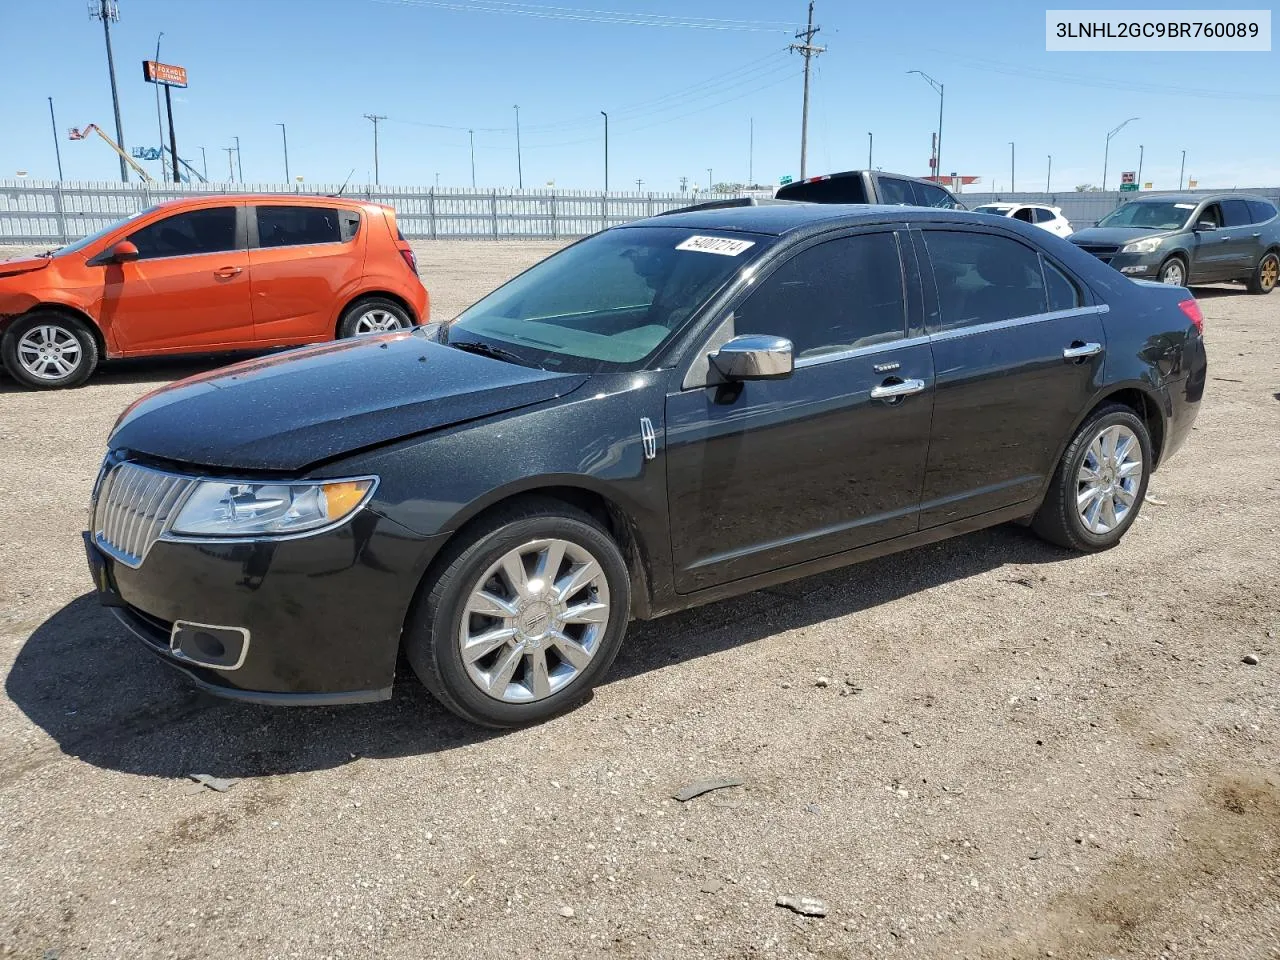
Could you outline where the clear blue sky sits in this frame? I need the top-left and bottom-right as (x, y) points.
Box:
(1, 0), (1276, 191)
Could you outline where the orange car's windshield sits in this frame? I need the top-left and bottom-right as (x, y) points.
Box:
(52, 206), (156, 257)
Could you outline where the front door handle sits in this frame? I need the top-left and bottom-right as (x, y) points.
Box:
(870, 377), (926, 400)
(1063, 341), (1103, 360)
(214, 266), (243, 278)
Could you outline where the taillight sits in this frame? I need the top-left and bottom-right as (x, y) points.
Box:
(399, 248), (417, 273)
(1177, 298), (1203, 334)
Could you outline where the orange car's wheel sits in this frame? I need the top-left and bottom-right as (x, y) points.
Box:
(337, 297), (412, 339)
(1, 312), (99, 390)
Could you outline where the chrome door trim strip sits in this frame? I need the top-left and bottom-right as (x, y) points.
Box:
(929, 304), (1109, 345)
(792, 333), (932, 370)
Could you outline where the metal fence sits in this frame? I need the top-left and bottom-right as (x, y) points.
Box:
(4, 179), (1279, 244)
(0, 180), (744, 244)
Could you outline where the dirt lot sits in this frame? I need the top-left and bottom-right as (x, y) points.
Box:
(1, 240), (1277, 959)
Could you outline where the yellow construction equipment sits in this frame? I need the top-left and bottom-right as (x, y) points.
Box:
(68, 125), (153, 182)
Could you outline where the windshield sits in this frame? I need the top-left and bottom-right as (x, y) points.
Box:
(51, 206), (155, 257)
(1096, 201), (1194, 231)
(974, 205), (1013, 216)
(446, 226), (768, 373)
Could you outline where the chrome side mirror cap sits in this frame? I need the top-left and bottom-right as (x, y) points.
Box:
(709, 334), (794, 381)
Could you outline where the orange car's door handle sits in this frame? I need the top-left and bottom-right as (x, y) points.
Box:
(214, 266), (243, 278)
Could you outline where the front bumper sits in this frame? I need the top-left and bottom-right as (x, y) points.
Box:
(83, 510), (447, 704)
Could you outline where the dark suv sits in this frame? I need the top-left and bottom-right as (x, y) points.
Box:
(776, 170), (964, 209)
(1069, 193), (1280, 293)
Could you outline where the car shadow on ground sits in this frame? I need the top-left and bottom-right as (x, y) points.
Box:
(7, 525), (1069, 781)
(0, 351), (279, 393)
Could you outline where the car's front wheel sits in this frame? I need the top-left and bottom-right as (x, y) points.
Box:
(0, 312), (99, 390)
(404, 499), (632, 727)
(1246, 250), (1279, 295)
(337, 297), (413, 338)
(1032, 404), (1152, 552)
(1158, 256), (1187, 286)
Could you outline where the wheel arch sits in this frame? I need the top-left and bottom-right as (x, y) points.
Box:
(333, 290), (419, 337)
(1, 302), (109, 360)
(1065, 382), (1168, 470)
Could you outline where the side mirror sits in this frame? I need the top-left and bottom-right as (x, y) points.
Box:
(1194, 220), (1217, 232)
(709, 334), (793, 381)
(107, 240), (139, 262)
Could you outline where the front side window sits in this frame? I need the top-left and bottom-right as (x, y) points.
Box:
(1196, 204), (1223, 228)
(913, 182), (959, 209)
(447, 226), (767, 373)
(923, 230), (1048, 329)
(878, 178), (913, 205)
(1097, 201), (1195, 231)
(128, 207), (238, 259)
(734, 232), (907, 359)
(1220, 199), (1252, 228)
(257, 206), (344, 247)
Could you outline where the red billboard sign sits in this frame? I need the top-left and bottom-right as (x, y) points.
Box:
(142, 60), (188, 87)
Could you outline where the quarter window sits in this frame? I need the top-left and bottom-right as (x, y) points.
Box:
(922, 230), (1048, 329)
(1220, 199), (1252, 228)
(1043, 258), (1081, 311)
(734, 232), (907, 359)
(1246, 199), (1277, 223)
(128, 207), (237, 259)
(256, 206), (345, 248)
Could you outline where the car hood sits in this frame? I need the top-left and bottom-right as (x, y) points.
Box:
(0, 255), (52, 278)
(110, 331), (590, 472)
(1069, 226), (1173, 245)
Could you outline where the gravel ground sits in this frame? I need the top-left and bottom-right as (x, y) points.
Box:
(1, 241), (1277, 959)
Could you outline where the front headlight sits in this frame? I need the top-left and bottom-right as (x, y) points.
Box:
(169, 478), (376, 537)
(1121, 236), (1164, 254)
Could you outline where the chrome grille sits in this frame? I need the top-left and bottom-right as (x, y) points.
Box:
(92, 462), (197, 568)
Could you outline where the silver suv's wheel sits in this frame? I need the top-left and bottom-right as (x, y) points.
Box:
(1159, 257), (1186, 286)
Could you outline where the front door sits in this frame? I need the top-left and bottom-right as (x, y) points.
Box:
(1216, 198), (1262, 279)
(99, 204), (252, 353)
(1187, 201), (1230, 283)
(914, 227), (1106, 526)
(665, 229), (935, 593)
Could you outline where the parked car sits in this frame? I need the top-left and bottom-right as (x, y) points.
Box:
(0, 195), (429, 389)
(1068, 193), (1280, 292)
(972, 202), (1073, 237)
(776, 170), (964, 208)
(86, 202), (1206, 727)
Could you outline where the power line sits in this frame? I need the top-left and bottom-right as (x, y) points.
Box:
(375, 0), (794, 32)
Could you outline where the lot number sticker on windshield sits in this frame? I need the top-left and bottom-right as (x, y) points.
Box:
(676, 235), (756, 256)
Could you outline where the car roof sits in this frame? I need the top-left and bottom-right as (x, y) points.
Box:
(629, 203), (999, 237)
(1121, 192), (1265, 204)
(146, 194), (375, 212)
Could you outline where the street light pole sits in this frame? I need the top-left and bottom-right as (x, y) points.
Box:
(48, 97), (64, 181)
(154, 32), (165, 180)
(513, 105), (523, 189)
(867, 131), (873, 169)
(600, 111), (609, 193)
(277, 123), (290, 184)
(907, 70), (944, 182)
(707, 167), (713, 192)
(1046, 154), (1052, 193)
(1102, 117), (1139, 191)
(1137, 144), (1144, 189)
(1009, 141), (1015, 193)
(1179, 149), (1187, 189)
(469, 129), (476, 188)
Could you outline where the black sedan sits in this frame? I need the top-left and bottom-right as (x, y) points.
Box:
(86, 203), (1207, 727)
(1070, 192), (1280, 292)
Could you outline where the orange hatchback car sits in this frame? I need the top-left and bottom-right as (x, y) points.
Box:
(0, 195), (429, 389)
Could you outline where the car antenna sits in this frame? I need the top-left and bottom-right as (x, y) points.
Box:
(330, 168), (356, 198)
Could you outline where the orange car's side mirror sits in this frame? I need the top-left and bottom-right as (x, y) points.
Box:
(109, 240), (140, 262)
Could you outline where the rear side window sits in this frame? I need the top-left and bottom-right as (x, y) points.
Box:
(128, 207), (237, 259)
(1043, 258), (1081, 311)
(922, 230), (1048, 329)
(913, 182), (959, 209)
(1011, 207), (1035, 224)
(734, 232), (907, 358)
(878, 178), (913, 205)
(1033, 208), (1056, 224)
(775, 176), (871, 204)
(1247, 199), (1277, 223)
(257, 206), (344, 248)
(1221, 199), (1252, 228)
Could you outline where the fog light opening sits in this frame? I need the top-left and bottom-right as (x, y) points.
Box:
(169, 621), (250, 671)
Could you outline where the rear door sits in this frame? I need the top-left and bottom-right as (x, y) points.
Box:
(914, 226), (1106, 526)
(248, 204), (366, 343)
(1218, 198), (1261, 277)
(102, 204), (252, 353)
(665, 228), (934, 591)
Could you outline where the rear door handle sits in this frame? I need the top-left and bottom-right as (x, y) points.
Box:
(870, 377), (927, 399)
(214, 266), (243, 278)
(1063, 341), (1103, 360)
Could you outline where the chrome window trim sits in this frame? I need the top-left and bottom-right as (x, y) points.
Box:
(169, 620), (251, 672)
(929, 304), (1109, 345)
(793, 333), (932, 369)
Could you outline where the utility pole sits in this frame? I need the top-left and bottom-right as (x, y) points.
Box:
(513, 105), (523, 189)
(468, 129), (476, 188)
(635, 178), (643, 192)
(1137, 144), (1144, 188)
(1179, 149), (1186, 189)
(867, 131), (873, 169)
(679, 175), (688, 193)
(234, 135), (243, 182)
(154, 32), (164, 179)
(1009, 141), (1015, 193)
(600, 111), (609, 193)
(223, 146), (236, 182)
(164, 81), (179, 183)
(89, 0), (128, 182)
(789, 1), (825, 180)
(748, 117), (754, 185)
(1046, 154), (1052, 193)
(48, 97), (64, 181)
(907, 70), (944, 182)
(277, 123), (290, 183)
(363, 114), (385, 185)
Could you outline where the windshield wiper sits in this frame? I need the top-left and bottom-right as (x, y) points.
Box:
(447, 337), (529, 366)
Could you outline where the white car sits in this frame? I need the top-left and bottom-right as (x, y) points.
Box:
(973, 203), (1073, 237)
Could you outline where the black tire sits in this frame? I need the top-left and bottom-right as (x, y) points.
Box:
(1158, 256), (1188, 287)
(336, 296), (412, 339)
(0, 311), (99, 390)
(403, 497), (632, 728)
(1246, 250), (1279, 295)
(1032, 404), (1153, 553)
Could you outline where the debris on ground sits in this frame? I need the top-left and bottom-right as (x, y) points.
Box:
(776, 894), (828, 917)
(672, 778), (744, 802)
(1146, 496), (1169, 506)
(815, 676), (830, 688)
(1242, 654), (1260, 666)
(188, 774), (237, 793)
(558, 906), (575, 919)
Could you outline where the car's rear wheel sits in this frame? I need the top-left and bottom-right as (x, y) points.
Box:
(1247, 251), (1279, 295)
(0, 312), (99, 390)
(337, 297), (412, 338)
(403, 498), (631, 728)
(1032, 404), (1152, 552)
(1158, 256), (1187, 286)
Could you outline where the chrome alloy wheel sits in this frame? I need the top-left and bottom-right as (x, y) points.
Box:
(352, 308), (405, 334)
(1160, 259), (1185, 286)
(458, 538), (611, 703)
(1076, 424), (1144, 535)
(17, 325), (82, 381)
